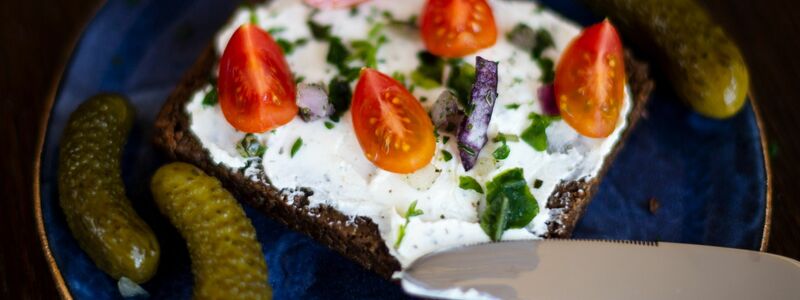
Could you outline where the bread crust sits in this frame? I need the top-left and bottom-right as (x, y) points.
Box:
(153, 45), (653, 278)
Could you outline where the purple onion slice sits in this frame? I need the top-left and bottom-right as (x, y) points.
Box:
(457, 56), (498, 171)
(296, 83), (333, 122)
(538, 83), (559, 116)
(431, 90), (464, 132)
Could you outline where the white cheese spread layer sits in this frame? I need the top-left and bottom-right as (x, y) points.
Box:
(186, 0), (632, 267)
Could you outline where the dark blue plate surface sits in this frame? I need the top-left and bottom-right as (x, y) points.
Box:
(39, 0), (769, 299)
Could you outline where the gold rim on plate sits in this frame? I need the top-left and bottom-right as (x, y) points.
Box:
(32, 5), (774, 298)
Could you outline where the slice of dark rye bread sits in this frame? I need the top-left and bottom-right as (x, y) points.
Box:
(153, 43), (653, 278)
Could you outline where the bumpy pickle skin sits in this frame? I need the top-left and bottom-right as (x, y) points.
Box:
(150, 162), (271, 300)
(585, 0), (750, 119)
(57, 94), (160, 283)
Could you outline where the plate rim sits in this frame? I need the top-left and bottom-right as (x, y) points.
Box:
(32, 2), (774, 298)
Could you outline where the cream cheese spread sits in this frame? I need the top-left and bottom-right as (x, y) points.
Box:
(186, 0), (632, 268)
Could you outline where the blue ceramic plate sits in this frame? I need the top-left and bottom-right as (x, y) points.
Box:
(36, 0), (771, 299)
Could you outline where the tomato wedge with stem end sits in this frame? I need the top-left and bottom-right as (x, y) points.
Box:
(555, 19), (626, 138)
(420, 0), (498, 57)
(304, 0), (369, 9)
(352, 68), (436, 174)
(218, 24), (297, 133)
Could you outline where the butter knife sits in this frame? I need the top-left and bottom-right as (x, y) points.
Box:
(401, 240), (800, 300)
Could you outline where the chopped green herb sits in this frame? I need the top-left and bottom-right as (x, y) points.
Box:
(248, 5), (258, 25)
(532, 29), (555, 59)
(290, 138), (303, 158)
(494, 133), (520, 143)
(349, 6), (358, 16)
(411, 51), (445, 89)
(236, 134), (266, 158)
(441, 150), (453, 162)
(394, 200), (424, 248)
(480, 168), (539, 241)
(411, 70), (441, 89)
(324, 121), (335, 129)
(276, 38), (294, 54)
(328, 77), (352, 122)
(383, 11), (418, 28)
(267, 27), (286, 35)
(392, 71), (407, 85)
(458, 176), (484, 194)
(537, 57), (555, 84)
(202, 86), (218, 107)
(327, 37), (350, 68)
(505, 103), (521, 110)
(442, 136), (450, 144)
(447, 60), (477, 111)
(533, 179), (543, 189)
(307, 12), (332, 40)
(493, 142), (510, 160)
(420, 96), (428, 102)
(521, 113), (553, 151)
(294, 75), (306, 84)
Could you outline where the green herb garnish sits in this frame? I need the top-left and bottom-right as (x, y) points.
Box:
(521, 113), (553, 151)
(410, 51), (445, 89)
(479, 168), (539, 241)
(441, 150), (453, 162)
(537, 57), (555, 84)
(493, 143), (510, 160)
(328, 77), (352, 122)
(383, 11), (418, 28)
(442, 136), (450, 144)
(267, 27), (286, 35)
(533, 179), (543, 189)
(394, 200), (424, 248)
(290, 138), (303, 158)
(324, 121), (335, 129)
(446, 60), (477, 112)
(458, 176), (484, 194)
(276, 38), (294, 54)
(307, 12), (332, 40)
(236, 134), (266, 158)
(532, 29), (555, 59)
(505, 103), (520, 110)
(202, 86), (218, 107)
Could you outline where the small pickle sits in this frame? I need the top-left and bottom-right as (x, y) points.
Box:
(584, 0), (750, 119)
(150, 163), (271, 299)
(58, 94), (160, 283)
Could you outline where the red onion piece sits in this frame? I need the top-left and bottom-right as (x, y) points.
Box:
(538, 83), (559, 116)
(457, 56), (498, 171)
(431, 90), (464, 132)
(296, 83), (333, 122)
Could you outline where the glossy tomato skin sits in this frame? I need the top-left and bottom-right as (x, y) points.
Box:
(420, 0), (498, 57)
(555, 19), (626, 138)
(218, 24), (297, 133)
(352, 68), (436, 174)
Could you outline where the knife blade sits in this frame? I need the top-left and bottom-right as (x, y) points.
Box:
(401, 240), (800, 300)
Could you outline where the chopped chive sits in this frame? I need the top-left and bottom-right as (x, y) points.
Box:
(441, 150), (453, 162)
(533, 179), (543, 189)
(290, 137), (303, 158)
(324, 121), (335, 129)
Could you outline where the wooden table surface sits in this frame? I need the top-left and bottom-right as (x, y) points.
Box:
(2, 0), (799, 298)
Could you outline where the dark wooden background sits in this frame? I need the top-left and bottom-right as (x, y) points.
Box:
(1, 0), (799, 298)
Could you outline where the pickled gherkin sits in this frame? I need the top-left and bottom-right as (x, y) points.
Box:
(584, 0), (750, 119)
(150, 162), (271, 299)
(58, 94), (160, 283)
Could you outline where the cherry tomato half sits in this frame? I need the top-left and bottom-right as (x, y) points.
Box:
(420, 0), (498, 57)
(304, 0), (369, 9)
(352, 68), (436, 174)
(218, 24), (297, 133)
(555, 19), (626, 138)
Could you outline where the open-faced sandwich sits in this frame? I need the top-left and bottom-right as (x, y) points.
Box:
(154, 0), (653, 278)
